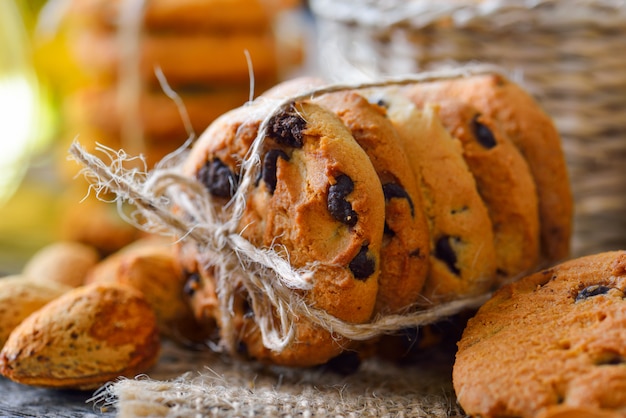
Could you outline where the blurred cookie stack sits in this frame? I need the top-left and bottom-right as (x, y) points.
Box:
(51, 0), (304, 255)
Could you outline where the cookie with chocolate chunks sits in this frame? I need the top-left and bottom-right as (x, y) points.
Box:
(265, 79), (431, 312)
(182, 99), (385, 366)
(412, 98), (541, 283)
(402, 74), (572, 264)
(367, 90), (497, 304)
(454, 251), (626, 417)
(313, 90), (430, 314)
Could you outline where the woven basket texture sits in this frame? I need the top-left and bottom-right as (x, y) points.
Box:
(310, 0), (626, 257)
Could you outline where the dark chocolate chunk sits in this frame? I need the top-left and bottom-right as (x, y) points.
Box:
(267, 105), (306, 148)
(450, 206), (469, 215)
(349, 244), (376, 280)
(409, 248), (423, 258)
(236, 341), (250, 358)
(595, 353), (626, 366)
(383, 183), (415, 216)
(242, 297), (254, 319)
(328, 174), (358, 227)
(576, 285), (612, 301)
(197, 158), (238, 198)
(472, 115), (497, 149)
(262, 149), (290, 194)
(183, 272), (201, 296)
(435, 235), (461, 275)
(375, 98), (389, 108)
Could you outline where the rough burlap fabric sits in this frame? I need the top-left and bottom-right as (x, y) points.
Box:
(92, 339), (464, 417)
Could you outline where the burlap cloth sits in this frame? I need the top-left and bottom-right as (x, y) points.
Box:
(92, 337), (463, 417)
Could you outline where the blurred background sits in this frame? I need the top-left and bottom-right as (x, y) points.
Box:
(1, 0), (61, 273)
(0, 0), (316, 273)
(2, 0), (626, 274)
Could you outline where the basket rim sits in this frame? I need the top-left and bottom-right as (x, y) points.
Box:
(309, 0), (626, 30)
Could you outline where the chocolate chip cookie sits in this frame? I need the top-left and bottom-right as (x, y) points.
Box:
(454, 251), (626, 417)
(420, 98), (541, 282)
(314, 90), (430, 313)
(182, 99), (386, 366)
(367, 90), (497, 304)
(402, 74), (572, 264)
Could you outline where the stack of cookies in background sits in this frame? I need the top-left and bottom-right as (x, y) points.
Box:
(49, 0), (305, 255)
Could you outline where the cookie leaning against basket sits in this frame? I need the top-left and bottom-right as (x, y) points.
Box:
(181, 98), (386, 366)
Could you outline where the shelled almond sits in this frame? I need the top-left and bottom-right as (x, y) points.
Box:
(87, 237), (209, 343)
(0, 276), (71, 349)
(0, 282), (160, 390)
(22, 241), (100, 288)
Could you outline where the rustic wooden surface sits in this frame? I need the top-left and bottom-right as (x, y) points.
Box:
(0, 377), (112, 417)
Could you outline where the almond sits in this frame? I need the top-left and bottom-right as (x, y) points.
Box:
(88, 237), (208, 344)
(23, 241), (100, 287)
(0, 282), (160, 390)
(0, 275), (71, 349)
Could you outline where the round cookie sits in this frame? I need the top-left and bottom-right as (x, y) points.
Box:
(314, 90), (430, 313)
(365, 89), (497, 304)
(422, 98), (541, 282)
(454, 251), (626, 417)
(182, 99), (386, 366)
(402, 74), (572, 264)
(263, 78), (431, 313)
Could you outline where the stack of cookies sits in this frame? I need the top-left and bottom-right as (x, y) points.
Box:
(60, 0), (303, 168)
(177, 72), (573, 367)
(52, 0), (303, 255)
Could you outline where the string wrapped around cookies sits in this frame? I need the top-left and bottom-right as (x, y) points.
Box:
(69, 64), (572, 367)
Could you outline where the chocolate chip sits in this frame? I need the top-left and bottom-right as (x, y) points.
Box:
(383, 222), (395, 237)
(595, 353), (626, 366)
(328, 174), (358, 227)
(383, 183), (415, 216)
(262, 149), (290, 194)
(435, 236), (461, 275)
(576, 285), (612, 301)
(236, 341), (250, 358)
(242, 297), (254, 319)
(349, 244), (376, 280)
(472, 115), (497, 149)
(409, 248), (423, 258)
(197, 158), (238, 198)
(183, 272), (201, 296)
(450, 206), (469, 215)
(374, 98), (389, 108)
(267, 105), (306, 148)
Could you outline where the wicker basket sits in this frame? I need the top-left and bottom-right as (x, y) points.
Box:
(309, 0), (626, 257)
